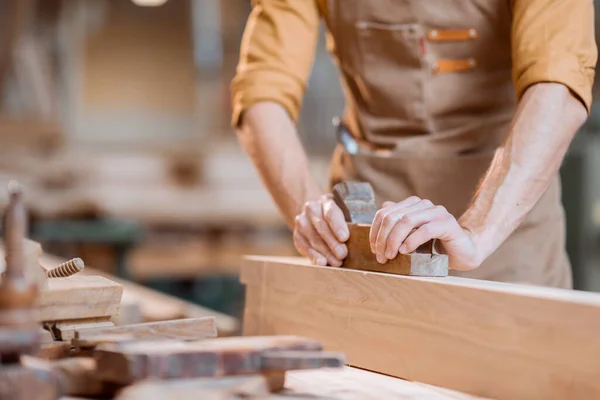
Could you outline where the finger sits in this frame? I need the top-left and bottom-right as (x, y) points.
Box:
(384, 205), (449, 259)
(400, 218), (454, 254)
(322, 195), (350, 242)
(382, 201), (396, 208)
(297, 213), (343, 267)
(293, 230), (327, 266)
(370, 196), (421, 253)
(374, 199), (433, 258)
(306, 198), (347, 260)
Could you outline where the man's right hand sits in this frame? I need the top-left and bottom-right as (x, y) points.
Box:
(293, 194), (350, 267)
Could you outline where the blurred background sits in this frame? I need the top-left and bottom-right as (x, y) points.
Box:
(1, 0), (600, 322)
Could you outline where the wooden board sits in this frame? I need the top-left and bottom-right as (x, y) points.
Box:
(75, 317), (217, 341)
(39, 275), (123, 322)
(94, 335), (323, 384)
(282, 367), (486, 399)
(241, 256), (600, 399)
(48, 317), (114, 341)
(114, 375), (270, 400)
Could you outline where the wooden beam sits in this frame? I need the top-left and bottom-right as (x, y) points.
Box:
(240, 256), (600, 399)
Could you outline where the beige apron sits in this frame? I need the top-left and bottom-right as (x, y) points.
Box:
(321, 0), (572, 288)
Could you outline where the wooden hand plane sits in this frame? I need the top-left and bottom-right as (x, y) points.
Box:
(332, 181), (448, 276)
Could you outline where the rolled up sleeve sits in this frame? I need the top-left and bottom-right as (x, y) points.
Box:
(230, 0), (321, 127)
(511, 0), (598, 113)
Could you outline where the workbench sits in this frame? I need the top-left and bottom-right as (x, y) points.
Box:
(32, 250), (484, 399)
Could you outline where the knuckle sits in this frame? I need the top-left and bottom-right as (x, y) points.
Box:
(382, 214), (397, 228)
(421, 224), (432, 236)
(313, 220), (327, 236)
(295, 215), (308, 230)
(322, 204), (336, 221)
(400, 214), (412, 224)
(421, 199), (434, 207)
(407, 196), (421, 202)
(435, 205), (448, 214)
(308, 202), (321, 215)
(302, 201), (315, 214)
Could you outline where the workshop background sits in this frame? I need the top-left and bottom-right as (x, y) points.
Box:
(0, 0), (599, 321)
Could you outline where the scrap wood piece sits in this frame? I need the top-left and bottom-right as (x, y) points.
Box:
(47, 317), (114, 341)
(94, 335), (336, 385)
(75, 316), (217, 341)
(72, 333), (137, 351)
(39, 275), (123, 322)
(240, 255), (600, 400)
(114, 375), (269, 400)
(260, 350), (345, 370)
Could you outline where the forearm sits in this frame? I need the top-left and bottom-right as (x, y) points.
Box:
(459, 83), (588, 264)
(236, 101), (324, 228)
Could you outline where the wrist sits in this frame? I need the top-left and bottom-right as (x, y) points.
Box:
(458, 213), (496, 268)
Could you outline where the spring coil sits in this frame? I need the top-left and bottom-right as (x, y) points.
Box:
(47, 258), (85, 278)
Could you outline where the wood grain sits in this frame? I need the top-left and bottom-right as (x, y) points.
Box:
(94, 336), (323, 384)
(241, 256), (600, 399)
(344, 224), (447, 276)
(39, 275), (123, 322)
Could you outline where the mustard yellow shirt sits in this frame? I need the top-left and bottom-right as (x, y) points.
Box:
(231, 0), (597, 126)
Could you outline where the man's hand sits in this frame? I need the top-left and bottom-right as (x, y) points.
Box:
(293, 194), (350, 267)
(369, 197), (480, 270)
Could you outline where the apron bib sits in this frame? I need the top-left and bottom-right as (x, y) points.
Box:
(321, 0), (572, 288)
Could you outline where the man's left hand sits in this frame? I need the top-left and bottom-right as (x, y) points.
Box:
(369, 197), (481, 270)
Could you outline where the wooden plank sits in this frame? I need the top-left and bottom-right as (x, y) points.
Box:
(283, 367), (486, 400)
(114, 375), (269, 400)
(94, 336), (323, 385)
(75, 317), (217, 341)
(48, 317), (114, 341)
(240, 256), (600, 400)
(39, 275), (123, 322)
